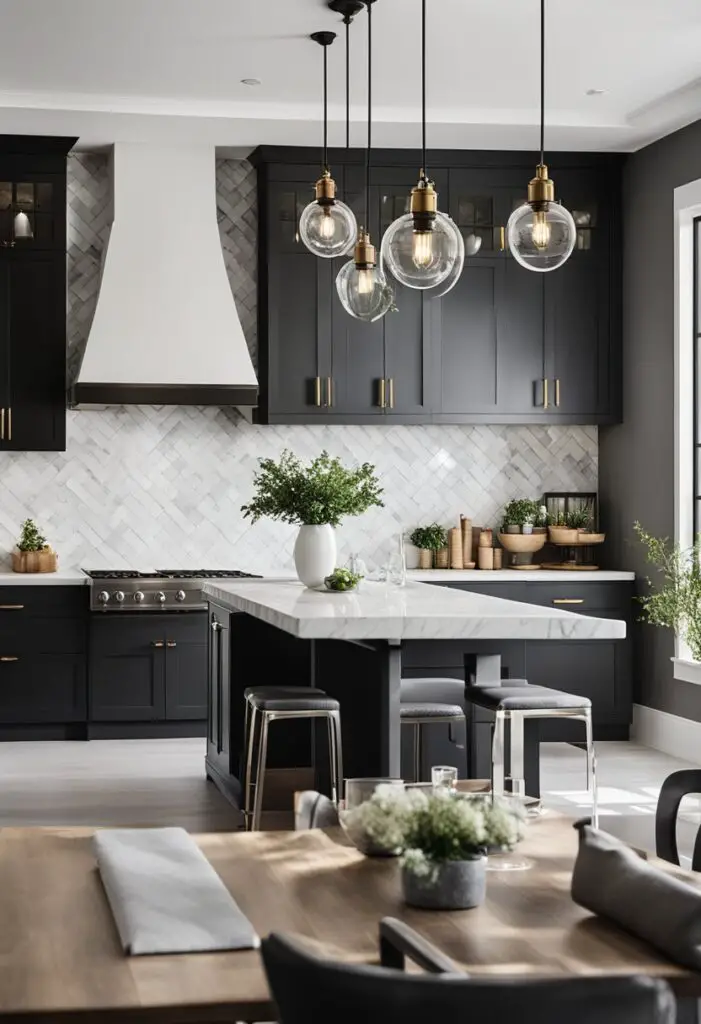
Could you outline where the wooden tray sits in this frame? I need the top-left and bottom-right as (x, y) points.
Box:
(550, 532), (605, 547)
(541, 562), (599, 571)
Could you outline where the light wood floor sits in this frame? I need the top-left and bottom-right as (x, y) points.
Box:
(0, 738), (697, 857)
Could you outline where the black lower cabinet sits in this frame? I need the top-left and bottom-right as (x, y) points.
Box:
(89, 612), (208, 736)
(206, 604), (232, 788)
(0, 653), (85, 723)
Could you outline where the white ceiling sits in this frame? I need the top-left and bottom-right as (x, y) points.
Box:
(2, 0), (701, 153)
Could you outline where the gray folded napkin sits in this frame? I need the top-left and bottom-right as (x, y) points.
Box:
(94, 827), (259, 955)
(571, 820), (701, 970)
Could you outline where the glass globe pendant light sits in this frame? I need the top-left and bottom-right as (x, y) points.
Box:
(336, 0), (393, 322)
(299, 31), (357, 258)
(380, 0), (463, 292)
(506, 0), (576, 272)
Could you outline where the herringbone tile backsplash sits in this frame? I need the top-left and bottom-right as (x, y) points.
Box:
(0, 154), (597, 572)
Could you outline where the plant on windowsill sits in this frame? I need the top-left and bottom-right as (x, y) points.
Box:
(634, 522), (701, 681)
(409, 524), (448, 570)
(12, 518), (58, 574)
(241, 450), (383, 589)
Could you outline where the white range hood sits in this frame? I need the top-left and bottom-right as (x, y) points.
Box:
(71, 142), (258, 408)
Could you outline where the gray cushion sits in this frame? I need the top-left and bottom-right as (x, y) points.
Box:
(244, 685), (326, 699)
(295, 791), (339, 831)
(400, 702), (465, 720)
(248, 692), (340, 713)
(466, 684), (591, 711)
(571, 821), (701, 971)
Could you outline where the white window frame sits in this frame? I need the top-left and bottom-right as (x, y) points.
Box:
(673, 178), (701, 682)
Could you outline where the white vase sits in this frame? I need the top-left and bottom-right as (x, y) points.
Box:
(294, 524), (337, 588)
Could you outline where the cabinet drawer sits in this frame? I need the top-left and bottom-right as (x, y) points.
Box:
(524, 583), (633, 613)
(0, 586), (87, 615)
(0, 653), (86, 723)
(0, 615), (86, 655)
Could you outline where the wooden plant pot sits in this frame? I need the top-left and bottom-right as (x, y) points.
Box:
(418, 548), (433, 570)
(12, 547), (58, 573)
(548, 526), (579, 545)
(435, 547), (449, 569)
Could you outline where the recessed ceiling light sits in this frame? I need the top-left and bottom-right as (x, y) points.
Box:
(240, 78), (261, 87)
(586, 88), (605, 96)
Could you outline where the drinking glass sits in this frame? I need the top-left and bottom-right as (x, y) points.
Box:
(386, 532), (406, 587)
(431, 765), (458, 791)
(486, 792), (532, 872)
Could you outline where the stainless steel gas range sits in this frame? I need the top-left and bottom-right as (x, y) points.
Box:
(83, 569), (262, 612)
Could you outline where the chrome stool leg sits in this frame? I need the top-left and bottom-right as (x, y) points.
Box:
(243, 701), (259, 830)
(328, 708), (343, 804)
(583, 707), (598, 827)
(413, 723), (422, 783)
(251, 711), (271, 832)
(509, 711), (525, 797)
(492, 709), (506, 797)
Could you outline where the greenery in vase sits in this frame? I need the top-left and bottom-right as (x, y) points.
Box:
(17, 519), (47, 552)
(546, 509), (567, 527)
(565, 506), (593, 530)
(409, 523), (448, 551)
(634, 522), (701, 660)
(241, 450), (383, 528)
(501, 498), (540, 530)
(324, 567), (363, 592)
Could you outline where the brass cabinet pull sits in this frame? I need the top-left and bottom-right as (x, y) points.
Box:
(1, 408), (5, 441)
(326, 377), (333, 408)
(166, 641), (177, 648)
(314, 377), (322, 407)
(8, 407), (11, 441)
(388, 377), (395, 409)
(499, 226), (506, 251)
(552, 598), (584, 605)
(555, 378), (560, 407)
(543, 378), (549, 410)
(0, 604), (24, 610)
(0, 656), (18, 662)
(151, 641), (165, 648)
(378, 378), (386, 408)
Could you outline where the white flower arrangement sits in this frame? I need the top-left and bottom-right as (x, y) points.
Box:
(339, 784), (428, 856)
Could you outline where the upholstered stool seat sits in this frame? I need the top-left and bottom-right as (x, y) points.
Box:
(400, 698), (466, 783)
(242, 686), (342, 832)
(468, 685), (591, 712)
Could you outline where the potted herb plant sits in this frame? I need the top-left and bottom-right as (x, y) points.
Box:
(634, 523), (701, 665)
(241, 450), (383, 589)
(547, 509), (578, 545)
(12, 519), (57, 573)
(501, 499), (540, 534)
(409, 524), (448, 570)
(534, 505), (548, 535)
(400, 792), (523, 910)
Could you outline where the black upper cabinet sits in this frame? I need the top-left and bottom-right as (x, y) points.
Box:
(252, 147), (623, 426)
(0, 136), (74, 451)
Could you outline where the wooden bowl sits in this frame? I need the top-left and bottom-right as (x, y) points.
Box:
(548, 526), (579, 544)
(498, 533), (547, 554)
(12, 547), (58, 573)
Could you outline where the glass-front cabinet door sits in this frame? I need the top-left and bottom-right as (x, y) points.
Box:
(0, 177), (61, 250)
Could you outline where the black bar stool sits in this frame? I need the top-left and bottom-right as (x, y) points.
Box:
(400, 702), (466, 782)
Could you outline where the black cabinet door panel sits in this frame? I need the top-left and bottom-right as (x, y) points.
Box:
(525, 640), (617, 722)
(164, 612), (208, 720)
(207, 605), (231, 773)
(89, 616), (167, 721)
(0, 654), (85, 723)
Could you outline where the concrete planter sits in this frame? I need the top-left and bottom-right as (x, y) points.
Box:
(402, 856), (487, 910)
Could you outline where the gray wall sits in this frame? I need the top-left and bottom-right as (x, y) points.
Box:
(600, 118), (701, 721)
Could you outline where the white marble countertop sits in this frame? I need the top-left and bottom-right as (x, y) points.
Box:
(406, 569), (635, 582)
(0, 569), (88, 585)
(202, 579), (627, 642)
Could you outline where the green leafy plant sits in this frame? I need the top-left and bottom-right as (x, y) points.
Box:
(324, 567), (363, 592)
(546, 509), (567, 527)
(501, 498), (540, 529)
(401, 792), (524, 882)
(566, 506), (593, 530)
(634, 522), (701, 660)
(17, 519), (47, 552)
(409, 523), (448, 551)
(241, 450), (383, 528)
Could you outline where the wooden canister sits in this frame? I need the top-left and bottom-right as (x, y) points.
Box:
(460, 516), (472, 566)
(418, 548), (433, 570)
(449, 528), (463, 569)
(493, 548), (503, 570)
(435, 547), (449, 569)
(471, 527), (482, 563)
(478, 546), (494, 570)
(479, 529), (493, 548)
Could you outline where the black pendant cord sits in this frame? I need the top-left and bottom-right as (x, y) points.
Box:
(323, 41), (329, 173)
(421, 0), (427, 179)
(364, 0), (372, 233)
(539, 0), (545, 165)
(345, 16), (351, 150)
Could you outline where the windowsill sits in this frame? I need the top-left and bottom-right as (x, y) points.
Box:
(672, 657), (701, 685)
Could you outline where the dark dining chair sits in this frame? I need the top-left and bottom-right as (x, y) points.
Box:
(655, 769), (701, 870)
(261, 917), (676, 1024)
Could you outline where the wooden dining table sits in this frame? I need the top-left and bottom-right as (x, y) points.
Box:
(1, 814), (700, 1021)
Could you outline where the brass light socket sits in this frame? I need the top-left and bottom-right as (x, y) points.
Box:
(314, 171), (337, 204)
(410, 177), (438, 216)
(354, 229), (376, 268)
(527, 164), (555, 208)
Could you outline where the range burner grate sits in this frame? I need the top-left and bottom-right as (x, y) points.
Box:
(82, 570), (164, 580)
(156, 570), (262, 580)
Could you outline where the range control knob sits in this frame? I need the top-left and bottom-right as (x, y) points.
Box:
(97, 590), (110, 604)
(175, 590), (186, 602)
(114, 590), (125, 603)
(156, 591), (166, 604)
(133, 591), (145, 603)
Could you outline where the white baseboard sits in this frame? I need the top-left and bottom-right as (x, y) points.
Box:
(632, 703), (701, 765)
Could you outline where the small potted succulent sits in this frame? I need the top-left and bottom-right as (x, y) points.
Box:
(409, 524), (448, 570)
(12, 519), (57, 574)
(499, 499), (546, 567)
(400, 792), (524, 910)
(324, 567), (363, 593)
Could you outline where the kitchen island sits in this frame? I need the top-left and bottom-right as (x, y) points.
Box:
(202, 579), (626, 801)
